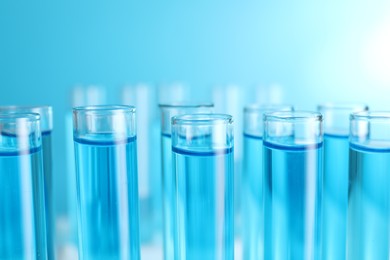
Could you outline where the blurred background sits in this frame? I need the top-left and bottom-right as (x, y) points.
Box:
(1, 1), (390, 259)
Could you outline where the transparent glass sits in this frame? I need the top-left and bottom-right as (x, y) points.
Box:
(65, 85), (107, 259)
(317, 103), (368, 260)
(318, 103), (368, 136)
(0, 113), (47, 259)
(0, 105), (55, 258)
(159, 103), (213, 260)
(172, 114), (234, 260)
(244, 104), (293, 138)
(158, 83), (191, 104)
(348, 111), (390, 260)
(242, 104), (293, 260)
(263, 111), (323, 260)
(122, 84), (161, 249)
(213, 85), (245, 242)
(72, 85), (107, 108)
(73, 105), (140, 259)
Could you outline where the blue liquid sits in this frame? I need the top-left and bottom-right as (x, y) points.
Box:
(161, 133), (177, 260)
(174, 147), (234, 260)
(0, 148), (47, 259)
(347, 145), (390, 260)
(263, 141), (323, 260)
(322, 134), (348, 260)
(242, 134), (264, 260)
(42, 132), (55, 259)
(74, 136), (140, 260)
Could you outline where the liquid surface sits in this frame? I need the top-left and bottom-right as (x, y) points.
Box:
(0, 148), (47, 260)
(174, 147), (234, 260)
(348, 145), (390, 260)
(74, 137), (140, 260)
(242, 134), (264, 260)
(263, 141), (322, 260)
(322, 134), (348, 260)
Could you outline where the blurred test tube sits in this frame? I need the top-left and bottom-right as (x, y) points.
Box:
(122, 84), (162, 245)
(212, 84), (245, 249)
(158, 82), (191, 104)
(251, 83), (285, 105)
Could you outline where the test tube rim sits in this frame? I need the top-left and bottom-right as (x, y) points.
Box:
(0, 112), (41, 122)
(264, 111), (322, 122)
(244, 103), (294, 114)
(73, 104), (136, 115)
(0, 113), (42, 151)
(0, 105), (52, 131)
(158, 102), (214, 109)
(317, 102), (368, 112)
(350, 111), (390, 121)
(172, 113), (233, 126)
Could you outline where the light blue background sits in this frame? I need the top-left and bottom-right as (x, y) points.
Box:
(1, 0), (390, 209)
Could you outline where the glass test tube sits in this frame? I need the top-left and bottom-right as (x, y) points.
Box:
(65, 85), (107, 259)
(172, 114), (234, 260)
(158, 83), (191, 105)
(213, 85), (244, 240)
(122, 84), (161, 244)
(263, 111), (323, 260)
(348, 112), (390, 260)
(0, 113), (47, 259)
(317, 103), (368, 260)
(73, 105), (140, 259)
(0, 106), (54, 259)
(242, 104), (293, 260)
(159, 103), (213, 260)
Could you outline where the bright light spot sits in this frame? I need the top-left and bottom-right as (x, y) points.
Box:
(361, 16), (390, 84)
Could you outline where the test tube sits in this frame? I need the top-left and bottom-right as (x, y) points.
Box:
(348, 112), (390, 260)
(251, 84), (285, 105)
(158, 82), (191, 104)
(122, 84), (161, 244)
(213, 85), (245, 241)
(172, 114), (234, 260)
(0, 106), (54, 259)
(242, 104), (293, 260)
(0, 113), (47, 259)
(263, 111), (323, 260)
(159, 103), (213, 260)
(73, 105), (140, 259)
(65, 85), (107, 259)
(317, 103), (368, 260)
